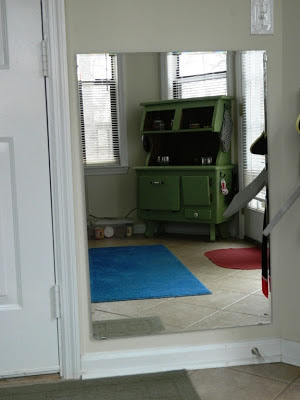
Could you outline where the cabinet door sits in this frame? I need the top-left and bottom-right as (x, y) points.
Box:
(138, 176), (180, 210)
(182, 176), (211, 205)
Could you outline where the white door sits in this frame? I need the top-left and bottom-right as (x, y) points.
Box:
(0, 0), (59, 376)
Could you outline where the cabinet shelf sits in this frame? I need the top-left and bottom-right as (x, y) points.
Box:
(140, 96), (233, 137)
(140, 96), (234, 167)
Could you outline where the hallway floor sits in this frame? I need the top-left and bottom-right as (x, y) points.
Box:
(188, 362), (300, 400)
(89, 234), (271, 336)
(0, 363), (299, 399)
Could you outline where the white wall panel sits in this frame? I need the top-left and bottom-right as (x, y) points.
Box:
(0, 139), (22, 309)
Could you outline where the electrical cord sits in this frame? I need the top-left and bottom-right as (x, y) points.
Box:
(89, 207), (137, 221)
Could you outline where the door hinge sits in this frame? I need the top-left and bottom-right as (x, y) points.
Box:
(41, 40), (49, 77)
(53, 284), (61, 319)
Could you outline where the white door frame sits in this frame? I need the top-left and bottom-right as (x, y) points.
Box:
(235, 51), (245, 240)
(42, 0), (81, 379)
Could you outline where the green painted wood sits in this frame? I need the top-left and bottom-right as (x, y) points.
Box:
(215, 146), (231, 166)
(182, 176), (210, 206)
(144, 220), (158, 238)
(138, 176), (180, 211)
(140, 96), (233, 137)
(135, 167), (234, 224)
(140, 95), (234, 106)
(135, 166), (234, 171)
(210, 223), (216, 241)
(184, 209), (212, 220)
(136, 96), (235, 240)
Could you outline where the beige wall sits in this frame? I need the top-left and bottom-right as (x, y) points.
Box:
(85, 53), (160, 220)
(65, 0), (300, 356)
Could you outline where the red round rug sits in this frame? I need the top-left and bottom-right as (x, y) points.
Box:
(204, 247), (261, 270)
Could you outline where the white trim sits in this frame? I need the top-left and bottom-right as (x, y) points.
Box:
(235, 51), (245, 239)
(85, 165), (128, 176)
(226, 51), (234, 96)
(42, 0), (81, 379)
(0, 0), (9, 69)
(160, 52), (168, 100)
(81, 338), (281, 379)
(0, 366), (60, 379)
(117, 54), (128, 168)
(0, 138), (22, 308)
(281, 340), (300, 367)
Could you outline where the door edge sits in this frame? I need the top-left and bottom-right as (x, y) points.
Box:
(42, 0), (81, 380)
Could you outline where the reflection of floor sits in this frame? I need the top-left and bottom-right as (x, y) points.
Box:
(89, 234), (271, 335)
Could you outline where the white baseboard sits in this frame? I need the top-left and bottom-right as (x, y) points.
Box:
(281, 339), (300, 366)
(81, 338), (281, 379)
(0, 366), (60, 379)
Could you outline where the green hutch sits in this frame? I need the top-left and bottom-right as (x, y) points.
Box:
(135, 96), (235, 240)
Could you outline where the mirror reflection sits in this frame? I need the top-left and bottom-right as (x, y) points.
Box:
(78, 51), (271, 340)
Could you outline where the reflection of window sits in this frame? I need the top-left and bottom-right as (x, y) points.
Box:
(77, 53), (127, 174)
(163, 51), (229, 99)
(240, 51), (266, 212)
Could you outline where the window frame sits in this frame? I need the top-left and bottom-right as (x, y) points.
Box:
(236, 50), (267, 213)
(160, 51), (233, 99)
(77, 53), (128, 176)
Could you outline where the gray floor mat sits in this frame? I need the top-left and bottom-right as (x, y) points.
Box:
(93, 316), (165, 339)
(0, 370), (201, 399)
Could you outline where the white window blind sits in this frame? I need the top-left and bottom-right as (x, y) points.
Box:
(166, 51), (228, 99)
(77, 53), (121, 167)
(240, 50), (266, 211)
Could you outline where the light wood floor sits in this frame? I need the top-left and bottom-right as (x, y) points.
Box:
(89, 233), (271, 335)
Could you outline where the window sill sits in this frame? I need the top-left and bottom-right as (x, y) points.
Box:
(84, 165), (129, 176)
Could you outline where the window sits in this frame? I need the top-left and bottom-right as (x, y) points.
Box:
(240, 50), (266, 211)
(77, 53), (127, 175)
(162, 51), (230, 99)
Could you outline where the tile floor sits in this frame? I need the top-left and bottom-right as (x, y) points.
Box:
(0, 363), (299, 400)
(89, 233), (271, 336)
(189, 362), (300, 400)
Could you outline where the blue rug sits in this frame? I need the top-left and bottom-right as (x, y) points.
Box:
(89, 244), (211, 302)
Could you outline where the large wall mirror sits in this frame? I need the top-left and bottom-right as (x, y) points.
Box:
(77, 51), (271, 340)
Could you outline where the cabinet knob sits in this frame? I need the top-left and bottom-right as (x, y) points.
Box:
(194, 212), (199, 218)
(150, 181), (164, 185)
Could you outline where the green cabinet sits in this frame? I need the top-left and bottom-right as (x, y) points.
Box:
(135, 96), (235, 240)
(138, 176), (180, 211)
(182, 176), (211, 206)
(136, 166), (234, 240)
